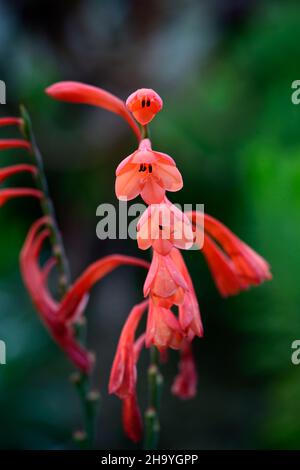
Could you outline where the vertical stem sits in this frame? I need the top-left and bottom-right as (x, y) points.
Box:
(144, 346), (163, 450)
(20, 105), (71, 296)
(19, 106), (99, 448)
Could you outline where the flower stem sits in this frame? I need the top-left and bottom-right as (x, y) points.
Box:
(20, 105), (71, 296)
(19, 106), (99, 448)
(144, 346), (163, 450)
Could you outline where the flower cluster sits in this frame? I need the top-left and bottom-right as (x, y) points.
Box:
(46, 82), (271, 442)
(1, 82), (271, 445)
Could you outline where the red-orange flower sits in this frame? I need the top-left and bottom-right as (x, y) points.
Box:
(189, 212), (272, 296)
(116, 138), (183, 204)
(46, 81), (141, 141)
(146, 299), (184, 350)
(109, 301), (148, 398)
(137, 200), (194, 255)
(126, 88), (163, 125)
(109, 302), (148, 442)
(170, 248), (203, 340)
(172, 341), (198, 399)
(144, 250), (188, 308)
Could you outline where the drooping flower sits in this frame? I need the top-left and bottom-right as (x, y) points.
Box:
(115, 138), (183, 204)
(137, 200), (194, 255)
(170, 248), (203, 340)
(189, 211), (272, 296)
(109, 301), (148, 398)
(172, 341), (198, 399)
(145, 299), (184, 350)
(143, 249), (188, 308)
(126, 88), (163, 125)
(20, 216), (150, 373)
(109, 302), (148, 442)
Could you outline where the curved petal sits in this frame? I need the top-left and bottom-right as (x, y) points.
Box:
(157, 162), (183, 192)
(115, 167), (141, 201)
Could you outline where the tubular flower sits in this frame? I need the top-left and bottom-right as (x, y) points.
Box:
(109, 302), (148, 442)
(126, 88), (163, 125)
(189, 212), (272, 297)
(146, 299), (184, 350)
(170, 248), (203, 340)
(20, 217), (150, 373)
(115, 138), (183, 204)
(137, 201), (194, 255)
(20, 217), (92, 372)
(109, 301), (148, 398)
(144, 249), (188, 308)
(46, 81), (141, 141)
(172, 341), (198, 400)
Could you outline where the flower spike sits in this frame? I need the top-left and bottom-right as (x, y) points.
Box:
(46, 81), (141, 141)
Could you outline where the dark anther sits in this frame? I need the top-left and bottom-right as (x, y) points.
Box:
(147, 99), (151, 107)
(141, 99), (145, 108)
(139, 164), (143, 172)
(159, 225), (163, 230)
(148, 164), (153, 173)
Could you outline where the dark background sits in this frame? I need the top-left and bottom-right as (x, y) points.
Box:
(0, 0), (300, 449)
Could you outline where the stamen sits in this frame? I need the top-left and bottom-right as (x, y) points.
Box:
(146, 99), (150, 107)
(148, 164), (153, 173)
(142, 99), (145, 108)
(139, 164), (143, 172)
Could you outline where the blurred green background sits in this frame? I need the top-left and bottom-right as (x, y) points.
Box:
(0, 0), (299, 450)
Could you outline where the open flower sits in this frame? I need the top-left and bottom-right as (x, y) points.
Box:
(126, 88), (163, 125)
(144, 250), (188, 307)
(137, 200), (194, 255)
(115, 138), (183, 204)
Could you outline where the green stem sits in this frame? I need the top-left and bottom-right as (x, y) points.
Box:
(144, 346), (163, 450)
(20, 105), (71, 296)
(141, 124), (150, 140)
(19, 106), (99, 448)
